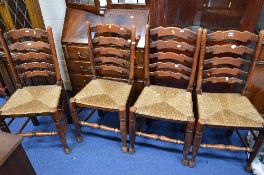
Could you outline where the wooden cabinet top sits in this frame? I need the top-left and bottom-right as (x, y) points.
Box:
(0, 132), (23, 166)
(62, 8), (149, 48)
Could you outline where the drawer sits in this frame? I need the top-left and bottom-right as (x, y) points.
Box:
(63, 45), (90, 61)
(66, 61), (91, 74)
(69, 73), (93, 90)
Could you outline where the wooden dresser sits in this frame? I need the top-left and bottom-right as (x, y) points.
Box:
(62, 8), (149, 95)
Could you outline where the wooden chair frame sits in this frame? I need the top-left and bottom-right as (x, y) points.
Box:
(129, 25), (202, 166)
(0, 27), (70, 154)
(70, 22), (136, 152)
(190, 29), (264, 171)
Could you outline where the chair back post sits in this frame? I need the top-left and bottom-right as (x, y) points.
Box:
(86, 21), (97, 79)
(47, 26), (63, 86)
(196, 29), (207, 94)
(187, 27), (202, 92)
(0, 29), (22, 89)
(242, 29), (264, 96)
(129, 25), (136, 85)
(144, 25), (150, 86)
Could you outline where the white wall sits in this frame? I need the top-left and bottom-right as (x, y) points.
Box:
(38, 0), (71, 89)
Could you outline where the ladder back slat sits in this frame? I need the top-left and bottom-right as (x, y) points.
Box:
(5, 28), (48, 40)
(9, 41), (50, 52)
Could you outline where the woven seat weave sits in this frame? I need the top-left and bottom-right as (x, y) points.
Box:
(134, 85), (193, 121)
(74, 79), (132, 110)
(197, 93), (264, 128)
(0, 85), (62, 116)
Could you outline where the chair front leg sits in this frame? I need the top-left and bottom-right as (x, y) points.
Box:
(189, 119), (205, 168)
(246, 129), (264, 172)
(70, 98), (82, 143)
(119, 106), (128, 153)
(52, 110), (71, 154)
(129, 107), (137, 154)
(182, 117), (195, 166)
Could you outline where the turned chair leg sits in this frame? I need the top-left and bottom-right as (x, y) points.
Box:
(119, 106), (128, 153)
(246, 129), (264, 172)
(0, 117), (10, 133)
(52, 110), (71, 154)
(129, 107), (137, 154)
(182, 117), (195, 166)
(189, 119), (205, 168)
(70, 98), (82, 143)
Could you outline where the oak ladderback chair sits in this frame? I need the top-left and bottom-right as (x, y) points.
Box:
(0, 27), (70, 153)
(70, 22), (136, 152)
(129, 26), (202, 165)
(190, 29), (264, 171)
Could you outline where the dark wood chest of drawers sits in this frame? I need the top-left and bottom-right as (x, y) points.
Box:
(62, 43), (94, 93)
(62, 8), (149, 94)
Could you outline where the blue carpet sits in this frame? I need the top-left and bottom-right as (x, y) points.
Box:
(0, 97), (251, 175)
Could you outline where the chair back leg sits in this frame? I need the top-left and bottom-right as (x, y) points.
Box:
(30, 117), (39, 126)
